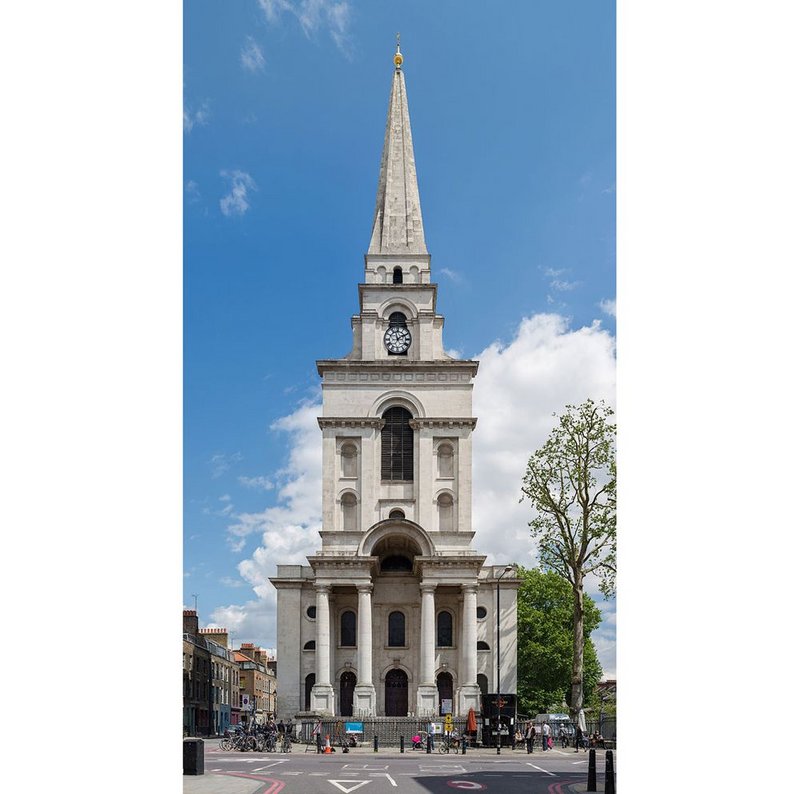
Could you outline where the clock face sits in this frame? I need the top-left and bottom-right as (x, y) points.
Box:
(384, 325), (412, 354)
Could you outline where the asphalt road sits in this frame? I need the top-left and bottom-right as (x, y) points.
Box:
(187, 743), (613, 794)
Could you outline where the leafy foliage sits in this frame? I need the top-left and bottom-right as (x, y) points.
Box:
(516, 566), (602, 716)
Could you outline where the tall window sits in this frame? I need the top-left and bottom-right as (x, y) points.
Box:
(340, 610), (356, 647)
(341, 492), (357, 531)
(381, 407), (413, 480)
(341, 443), (357, 477)
(437, 443), (454, 478)
(388, 611), (405, 647)
(436, 611), (453, 647)
(393, 266), (403, 284)
(437, 492), (454, 531)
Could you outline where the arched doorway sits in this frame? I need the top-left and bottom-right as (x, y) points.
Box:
(340, 671), (356, 717)
(385, 669), (408, 716)
(436, 671), (453, 715)
(304, 673), (315, 711)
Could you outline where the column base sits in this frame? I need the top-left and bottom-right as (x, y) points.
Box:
(352, 684), (376, 718)
(416, 684), (438, 718)
(456, 683), (481, 716)
(310, 683), (335, 716)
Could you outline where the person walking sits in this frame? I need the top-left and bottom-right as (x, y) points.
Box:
(575, 724), (584, 753)
(542, 721), (550, 751)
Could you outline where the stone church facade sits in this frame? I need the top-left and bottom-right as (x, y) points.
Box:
(270, 46), (520, 720)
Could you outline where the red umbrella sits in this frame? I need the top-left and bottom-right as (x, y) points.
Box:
(466, 707), (477, 733)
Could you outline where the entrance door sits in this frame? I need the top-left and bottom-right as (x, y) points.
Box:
(385, 669), (408, 716)
(340, 671), (356, 717)
(437, 671), (453, 714)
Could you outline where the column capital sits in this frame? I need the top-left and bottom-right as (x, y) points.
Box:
(356, 582), (373, 594)
(461, 583), (478, 595)
(315, 583), (332, 595)
(420, 581), (438, 594)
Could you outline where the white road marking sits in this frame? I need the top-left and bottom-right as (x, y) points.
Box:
(369, 772), (398, 787)
(328, 780), (371, 793)
(252, 761), (288, 771)
(526, 763), (556, 777)
(343, 764), (389, 770)
(419, 764), (466, 773)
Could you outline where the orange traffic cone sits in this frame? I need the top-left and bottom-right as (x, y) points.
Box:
(324, 734), (332, 753)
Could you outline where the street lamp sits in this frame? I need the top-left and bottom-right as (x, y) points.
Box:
(496, 564), (514, 755)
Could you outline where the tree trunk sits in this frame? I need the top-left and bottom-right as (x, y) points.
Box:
(570, 577), (584, 721)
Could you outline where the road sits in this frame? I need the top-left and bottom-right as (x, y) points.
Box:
(185, 743), (614, 794)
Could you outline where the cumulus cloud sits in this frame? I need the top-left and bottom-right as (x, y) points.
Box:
(599, 298), (616, 317)
(220, 170), (257, 217)
(209, 313), (616, 672)
(439, 267), (463, 283)
(238, 475), (275, 491)
(241, 36), (265, 72)
(258, 0), (353, 56)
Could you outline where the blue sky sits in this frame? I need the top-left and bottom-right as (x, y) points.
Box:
(184, 1), (616, 676)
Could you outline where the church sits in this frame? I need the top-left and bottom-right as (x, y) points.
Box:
(270, 45), (519, 720)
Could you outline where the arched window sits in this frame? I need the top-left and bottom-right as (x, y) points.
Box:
(341, 443), (357, 478)
(437, 492), (454, 532)
(477, 641), (490, 651)
(437, 443), (454, 478)
(409, 265), (419, 283)
(340, 610), (356, 647)
(476, 606), (487, 620)
(306, 606), (317, 619)
(341, 492), (357, 531)
(381, 407), (413, 481)
(376, 266), (387, 283)
(388, 611), (405, 647)
(389, 508), (405, 519)
(304, 673), (315, 710)
(304, 640), (316, 650)
(393, 266), (403, 284)
(477, 674), (489, 697)
(436, 611), (453, 647)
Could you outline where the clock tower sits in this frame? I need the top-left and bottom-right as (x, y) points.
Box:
(270, 45), (519, 722)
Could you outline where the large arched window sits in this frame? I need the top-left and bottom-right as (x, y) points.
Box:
(436, 611), (453, 647)
(388, 611), (405, 647)
(341, 492), (357, 531)
(381, 407), (413, 481)
(340, 610), (356, 647)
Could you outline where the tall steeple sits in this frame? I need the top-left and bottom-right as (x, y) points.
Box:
(367, 42), (428, 256)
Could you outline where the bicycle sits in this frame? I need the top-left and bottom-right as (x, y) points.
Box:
(438, 734), (461, 754)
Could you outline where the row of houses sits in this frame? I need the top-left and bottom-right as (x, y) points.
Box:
(182, 609), (277, 736)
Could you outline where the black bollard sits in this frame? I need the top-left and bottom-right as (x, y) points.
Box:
(587, 748), (597, 792)
(426, 734), (432, 754)
(461, 734), (467, 755)
(604, 750), (615, 794)
(400, 735), (405, 753)
(183, 738), (204, 776)
(373, 734), (379, 752)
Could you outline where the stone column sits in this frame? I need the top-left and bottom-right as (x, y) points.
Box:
(457, 583), (481, 715)
(416, 581), (438, 716)
(353, 582), (376, 716)
(310, 584), (335, 714)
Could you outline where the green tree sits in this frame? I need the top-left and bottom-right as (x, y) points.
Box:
(521, 399), (616, 722)
(516, 566), (603, 716)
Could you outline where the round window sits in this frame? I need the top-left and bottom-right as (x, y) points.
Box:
(476, 606), (487, 619)
(306, 606), (317, 619)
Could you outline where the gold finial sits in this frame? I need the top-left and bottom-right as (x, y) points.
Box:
(394, 33), (403, 68)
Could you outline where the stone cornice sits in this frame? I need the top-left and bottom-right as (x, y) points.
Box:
(317, 359), (478, 375)
(317, 417), (385, 429)
(409, 418), (478, 430)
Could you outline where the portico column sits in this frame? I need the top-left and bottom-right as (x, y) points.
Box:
(420, 582), (436, 684)
(456, 583), (481, 716)
(310, 583), (335, 714)
(416, 581), (438, 716)
(462, 584), (478, 684)
(353, 582), (377, 716)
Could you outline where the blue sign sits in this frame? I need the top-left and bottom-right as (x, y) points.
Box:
(345, 722), (364, 733)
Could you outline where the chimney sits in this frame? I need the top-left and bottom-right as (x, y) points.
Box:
(200, 627), (229, 648)
(183, 609), (199, 636)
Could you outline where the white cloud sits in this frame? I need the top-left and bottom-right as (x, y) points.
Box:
(209, 314), (616, 673)
(183, 101), (210, 133)
(599, 298), (616, 317)
(209, 451), (243, 479)
(439, 267), (463, 283)
(258, 0), (353, 56)
(241, 36), (265, 72)
(550, 278), (580, 292)
(220, 170), (257, 217)
(238, 475), (275, 491)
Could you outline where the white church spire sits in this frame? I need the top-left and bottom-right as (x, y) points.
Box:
(367, 42), (428, 256)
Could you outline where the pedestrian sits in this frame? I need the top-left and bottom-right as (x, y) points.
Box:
(575, 724), (584, 753)
(542, 721), (550, 751)
(312, 719), (322, 753)
(525, 721), (534, 754)
(277, 718), (285, 735)
(286, 719), (294, 740)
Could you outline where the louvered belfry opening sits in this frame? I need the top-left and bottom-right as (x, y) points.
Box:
(381, 406), (413, 480)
